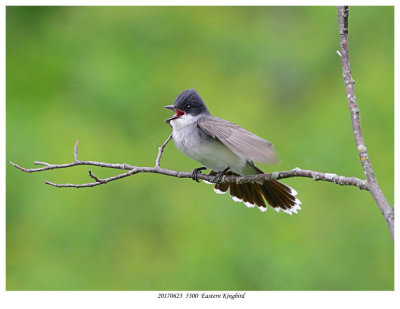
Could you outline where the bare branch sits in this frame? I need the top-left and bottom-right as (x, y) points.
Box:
(9, 140), (368, 190)
(74, 140), (79, 162)
(88, 170), (105, 183)
(337, 6), (394, 241)
(9, 159), (134, 173)
(34, 161), (51, 166)
(45, 168), (138, 188)
(155, 134), (172, 167)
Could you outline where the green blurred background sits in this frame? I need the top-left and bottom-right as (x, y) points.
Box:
(6, 6), (394, 290)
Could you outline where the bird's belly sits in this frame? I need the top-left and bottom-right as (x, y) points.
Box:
(172, 126), (247, 173)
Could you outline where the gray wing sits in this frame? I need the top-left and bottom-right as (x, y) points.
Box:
(197, 116), (278, 164)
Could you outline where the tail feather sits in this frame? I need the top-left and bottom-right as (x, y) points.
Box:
(260, 183), (282, 210)
(243, 183), (256, 206)
(253, 184), (266, 208)
(264, 181), (291, 209)
(205, 170), (301, 215)
(214, 182), (229, 194)
(229, 183), (239, 200)
(234, 183), (244, 201)
(272, 180), (297, 204)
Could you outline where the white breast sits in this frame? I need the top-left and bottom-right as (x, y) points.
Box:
(170, 114), (248, 173)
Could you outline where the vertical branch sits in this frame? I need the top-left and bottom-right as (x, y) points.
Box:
(74, 139), (80, 162)
(155, 134), (172, 167)
(337, 6), (394, 241)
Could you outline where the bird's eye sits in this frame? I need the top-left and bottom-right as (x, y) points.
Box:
(186, 104), (191, 110)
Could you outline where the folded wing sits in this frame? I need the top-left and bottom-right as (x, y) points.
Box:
(197, 116), (278, 164)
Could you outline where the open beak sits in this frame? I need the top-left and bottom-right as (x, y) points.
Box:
(164, 105), (180, 123)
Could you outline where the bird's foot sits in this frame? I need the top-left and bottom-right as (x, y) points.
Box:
(212, 167), (230, 184)
(191, 167), (207, 183)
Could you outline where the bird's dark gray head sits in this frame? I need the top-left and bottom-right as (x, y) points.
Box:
(164, 89), (210, 119)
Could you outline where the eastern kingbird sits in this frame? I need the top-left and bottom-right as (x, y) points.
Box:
(164, 89), (301, 214)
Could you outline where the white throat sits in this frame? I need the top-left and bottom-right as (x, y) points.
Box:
(170, 113), (202, 131)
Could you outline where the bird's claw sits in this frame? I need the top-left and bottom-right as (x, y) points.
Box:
(191, 167), (207, 183)
(212, 167), (230, 184)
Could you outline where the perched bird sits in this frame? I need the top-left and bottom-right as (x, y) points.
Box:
(164, 89), (301, 214)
